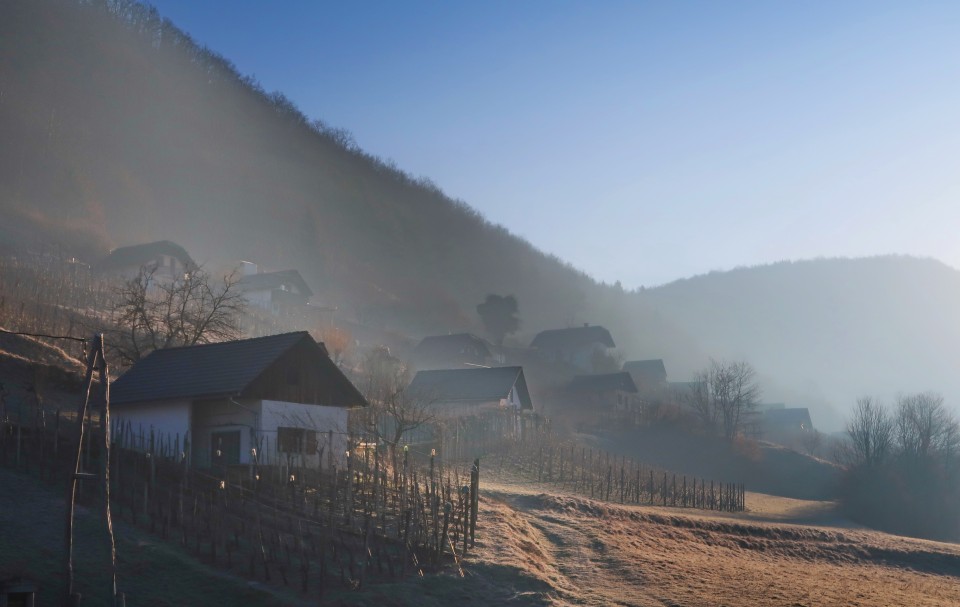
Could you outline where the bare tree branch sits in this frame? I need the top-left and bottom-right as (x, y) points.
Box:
(109, 265), (246, 363)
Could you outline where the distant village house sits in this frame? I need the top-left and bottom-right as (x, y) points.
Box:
(529, 324), (616, 372)
(412, 333), (494, 370)
(238, 262), (314, 316)
(403, 366), (533, 457)
(622, 359), (668, 392)
(95, 240), (196, 282)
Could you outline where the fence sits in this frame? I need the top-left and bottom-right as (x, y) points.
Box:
(0, 407), (481, 601)
(490, 423), (746, 512)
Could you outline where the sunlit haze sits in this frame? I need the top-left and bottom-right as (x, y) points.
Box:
(148, 0), (960, 287)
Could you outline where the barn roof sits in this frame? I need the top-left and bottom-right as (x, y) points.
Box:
(407, 366), (532, 409)
(97, 240), (196, 272)
(569, 372), (638, 394)
(622, 359), (668, 384)
(111, 332), (364, 406)
(239, 269), (313, 298)
(529, 325), (615, 350)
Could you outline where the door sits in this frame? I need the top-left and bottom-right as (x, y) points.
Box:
(210, 430), (241, 466)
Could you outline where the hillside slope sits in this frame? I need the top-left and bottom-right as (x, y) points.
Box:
(642, 256), (960, 429)
(0, 0), (696, 362)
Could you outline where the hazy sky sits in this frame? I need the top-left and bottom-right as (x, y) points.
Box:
(148, 0), (960, 288)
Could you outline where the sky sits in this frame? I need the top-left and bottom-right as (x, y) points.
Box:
(148, 0), (960, 288)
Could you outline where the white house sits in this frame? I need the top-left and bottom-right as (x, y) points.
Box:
(237, 262), (314, 316)
(401, 366), (533, 455)
(111, 331), (367, 469)
(95, 240), (197, 282)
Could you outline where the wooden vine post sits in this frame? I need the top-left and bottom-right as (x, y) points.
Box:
(63, 334), (119, 606)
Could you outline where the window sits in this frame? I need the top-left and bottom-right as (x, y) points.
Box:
(277, 427), (318, 454)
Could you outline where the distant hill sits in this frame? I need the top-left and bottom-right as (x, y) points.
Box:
(640, 256), (960, 430)
(3, 1), (959, 431)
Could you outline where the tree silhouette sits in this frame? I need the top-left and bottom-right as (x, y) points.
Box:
(476, 294), (520, 346)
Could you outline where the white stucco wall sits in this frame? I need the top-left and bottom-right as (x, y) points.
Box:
(243, 288), (274, 311)
(259, 400), (350, 469)
(112, 399), (191, 454)
(191, 398), (259, 468)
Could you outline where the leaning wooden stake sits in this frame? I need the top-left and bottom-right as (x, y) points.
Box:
(64, 334), (118, 606)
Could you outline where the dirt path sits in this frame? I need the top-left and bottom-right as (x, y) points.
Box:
(469, 480), (960, 607)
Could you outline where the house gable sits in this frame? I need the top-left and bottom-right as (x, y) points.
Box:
(622, 359), (668, 387)
(243, 337), (365, 407)
(111, 331), (366, 408)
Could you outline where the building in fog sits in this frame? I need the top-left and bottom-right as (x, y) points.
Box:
(529, 324), (616, 372)
(237, 261), (314, 316)
(412, 333), (494, 370)
(622, 359), (668, 392)
(111, 332), (367, 470)
(95, 240), (196, 282)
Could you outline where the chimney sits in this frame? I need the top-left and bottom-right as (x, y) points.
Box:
(583, 322), (589, 328)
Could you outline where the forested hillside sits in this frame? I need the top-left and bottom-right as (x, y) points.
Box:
(0, 0), (696, 360)
(4, 1), (960, 430)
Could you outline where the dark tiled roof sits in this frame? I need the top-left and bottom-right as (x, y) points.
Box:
(569, 372), (638, 394)
(407, 366), (532, 409)
(763, 408), (813, 430)
(529, 325), (615, 350)
(111, 332), (351, 405)
(414, 333), (491, 359)
(239, 270), (313, 298)
(97, 240), (196, 271)
(622, 359), (668, 384)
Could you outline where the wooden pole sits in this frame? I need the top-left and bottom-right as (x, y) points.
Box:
(63, 337), (99, 605)
(95, 335), (119, 605)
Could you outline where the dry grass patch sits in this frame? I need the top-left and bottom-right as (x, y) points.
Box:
(469, 479), (960, 606)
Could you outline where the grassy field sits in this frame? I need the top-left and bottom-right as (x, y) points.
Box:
(463, 475), (960, 606)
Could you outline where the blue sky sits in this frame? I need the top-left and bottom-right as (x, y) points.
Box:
(148, 1), (960, 288)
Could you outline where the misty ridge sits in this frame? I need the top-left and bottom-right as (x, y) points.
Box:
(3, 0), (960, 434)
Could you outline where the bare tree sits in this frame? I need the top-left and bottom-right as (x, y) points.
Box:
(358, 346), (435, 466)
(894, 392), (960, 461)
(312, 325), (352, 368)
(845, 396), (893, 467)
(110, 265), (246, 363)
(800, 429), (824, 457)
(684, 359), (761, 439)
(685, 370), (718, 434)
